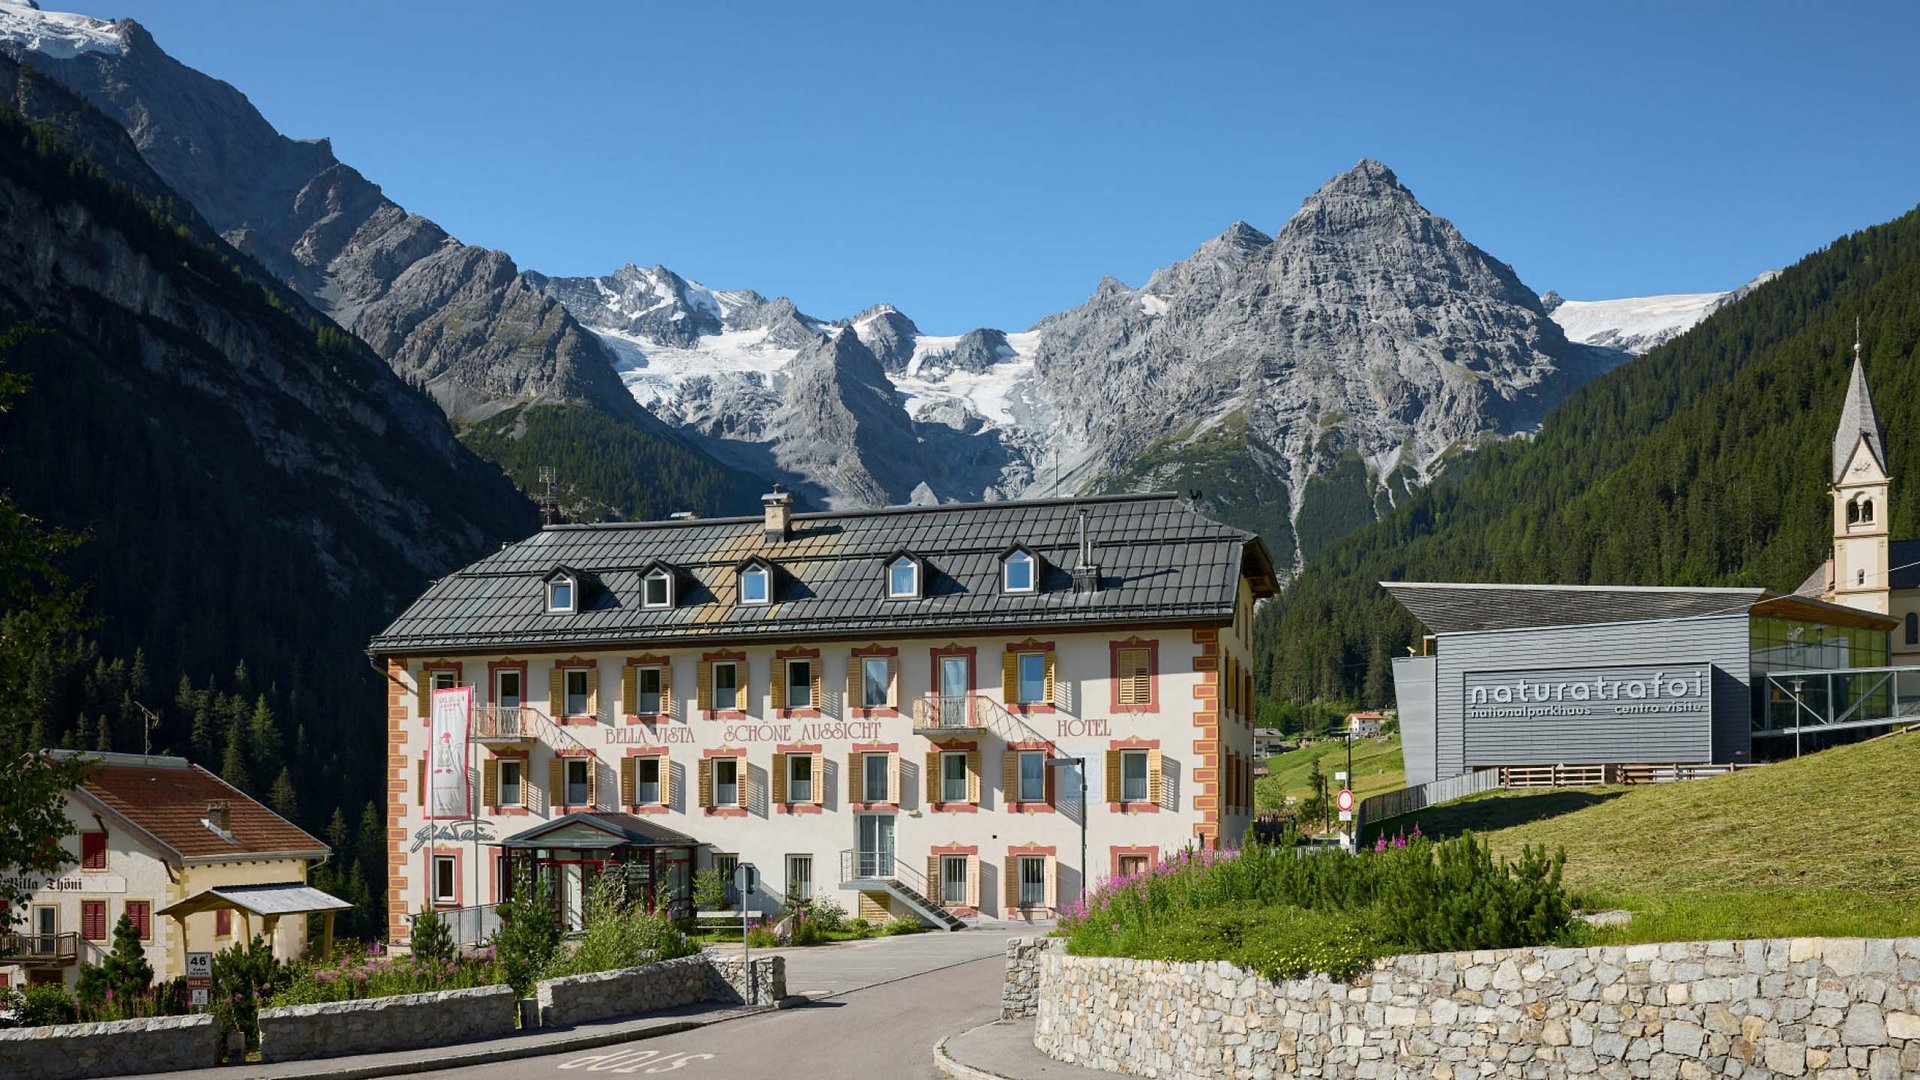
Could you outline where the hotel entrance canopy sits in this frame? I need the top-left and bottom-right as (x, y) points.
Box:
(494, 812), (702, 924)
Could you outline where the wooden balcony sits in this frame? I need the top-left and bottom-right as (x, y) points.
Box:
(1, 931), (80, 967)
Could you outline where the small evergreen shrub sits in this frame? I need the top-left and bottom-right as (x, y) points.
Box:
(492, 876), (562, 996)
(409, 907), (454, 967)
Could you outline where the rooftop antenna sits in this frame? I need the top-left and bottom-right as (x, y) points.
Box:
(538, 466), (559, 526)
(133, 700), (161, 757)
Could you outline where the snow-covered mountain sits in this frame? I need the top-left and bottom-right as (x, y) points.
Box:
(1544, 271), (1779, 355)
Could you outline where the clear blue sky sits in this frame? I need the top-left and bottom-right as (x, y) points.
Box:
(98, 0), (1920, 333)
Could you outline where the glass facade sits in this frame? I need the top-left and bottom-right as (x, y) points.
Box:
(1750, 615), (1889, 733)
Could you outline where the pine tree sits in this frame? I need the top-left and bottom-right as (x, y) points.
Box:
(248, 695), (281, 780)
(324, 806), (350, 862)
(99, 913), (153, 999)
(268, 767), (298, 821)
(220, 707), (250, 790)
(356, 801), (384, 876)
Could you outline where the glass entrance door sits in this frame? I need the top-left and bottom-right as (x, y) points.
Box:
(856, 813), (895, 878)
(560, 862), (585, 931)
(940, 655), (970, 724)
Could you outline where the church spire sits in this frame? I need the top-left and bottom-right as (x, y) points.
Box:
(1832, 320), (1888, 483)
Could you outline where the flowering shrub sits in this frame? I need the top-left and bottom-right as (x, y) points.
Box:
(1060, 832), (1571, 982)
(271, 940), (497, 1007)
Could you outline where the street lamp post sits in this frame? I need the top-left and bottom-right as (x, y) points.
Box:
(1790, 678), (1806, 759)
(1049, 755), (1088, 905)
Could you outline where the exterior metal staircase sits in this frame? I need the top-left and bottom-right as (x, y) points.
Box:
(838, 849), (967, 931)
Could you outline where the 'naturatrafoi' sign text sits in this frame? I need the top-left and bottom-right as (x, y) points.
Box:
(1464, 667), (1709, 721)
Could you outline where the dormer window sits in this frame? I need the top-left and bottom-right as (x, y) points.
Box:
(544, 571), (578, 614)
(887, 554), (921, 599)
(1001, 548), (1038, 594)
(738, 560), (772, 606)
(642, 567), (674, 609)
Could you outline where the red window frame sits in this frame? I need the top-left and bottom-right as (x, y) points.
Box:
(81, 899), (108, 941)
(125, 900), (152, 941)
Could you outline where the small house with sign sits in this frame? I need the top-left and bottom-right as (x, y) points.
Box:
(0, 751), (345, 991)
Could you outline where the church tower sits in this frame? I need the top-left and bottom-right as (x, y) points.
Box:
(1829, 322), (1891, 614)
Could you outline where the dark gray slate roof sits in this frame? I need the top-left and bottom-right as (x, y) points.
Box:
(371, 494), (1276, 655)
(1833, 354), (1889, 483)
(1385, 581), (1894, 635)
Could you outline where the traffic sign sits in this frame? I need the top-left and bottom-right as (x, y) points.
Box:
(733, 863), (758, 896)
(190, 987), (209, 1008)
(1334, 771), (1349, 783)
(186, 951), (212, 982)
(1336, 788), (1355, 813)
(1339, 809), (1353, 822)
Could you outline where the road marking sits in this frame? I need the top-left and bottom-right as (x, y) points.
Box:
(556, 1048), (716, 1073)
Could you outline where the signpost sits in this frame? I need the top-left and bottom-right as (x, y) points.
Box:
(735, 863), (757, 1001)
(186, 951), (212, 1011)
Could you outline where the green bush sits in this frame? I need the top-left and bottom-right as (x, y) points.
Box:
(807, 896), (849, 932)
(492, 875), (562, 996)
(692, 867), (729, 912)
(16, 982), (76, 1026)
(879, 918), (929, 936)
(1377, 835), (1570, 953)
(745, 926), (779, 949)
(542, 876), (696, 981)
(272, 949), (496, 1007)
(409, 907), (454, 967)
(210, 936), (288, 1046)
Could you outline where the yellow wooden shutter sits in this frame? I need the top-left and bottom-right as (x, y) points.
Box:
(966, 749), (981, 804)
(483, 759), (498, 807)
(548, 758), (563, 809)
(1003, 856), (1018, 910)
(888, 753), (900, 805)
(1119, 649), (1151, 705)
(811, 754), (824, 805)
(696, 661), (712, 712)
(415, 669), (430, 718)
(811, 664), (823, 712)
(967, 855), (981, 909)
(925, 751), (940, 805)
(619, 757), (635, 806)
(698, 759), (712, 808)
(848, 753), (864, 803)
(549, 664), (564, 716)
(416, 757), (426, 806)
(887, 657), (898, 707)
(771, 661), (786, 711)
(586, 665), (600, 719)
(659, 664), (674, 718)
(1044, 856), (1057, 910)
(1105, 751), (1120, 802)
(587, 759), (598, 807)
(846, 660), (860, 712)
(1001, 650), (1018, 701)
(771, 753), (787, 805)
(622, 665), (637, 718)
(661, 757), (675, 806)
(1044, 650), (1057, 707)
(1148, 749), (1164, 806)
(1002, 750), (1018, 801)
(926, 856), (942, 904)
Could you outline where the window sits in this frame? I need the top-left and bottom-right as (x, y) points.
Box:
(81, 899), (107, 941)
(215, 907), (232, 937)
(714, 758), (740, 807)
(430, 669), (458, 693)
(1115, 646), (1153, 707)
(433, 855), (457, 904)
(788, 753), (814, 803)
(1908, 613), (1918, 647)
(565, 759), (591, 806)
(1018, 751), (1046, 803)
(1120, 750), (1150, 803)
(861, 657), (891, 708)
(786, 660), (814, 710)
(498, 759), (523, 807)
(1117, 854), (1150, 878)
(739, 564), (770, 605)
(1016, 653), (1047, 705)
(1861, 498), (1875, 523)
(547, 577), (574, 613)
(636, 667), (663, 715)
(1018, 856), (1046, 907)
(564, 669), (591, 716)
(635, 756), (662, 804)
(712, 662), (739, 712)
(712, 853), (738, 883)
(495, 669), (523, 709)
(642, 569), (673, 609)
(941, 751), (969, 803)
(786, 855), (813, 903)
(887, 555), (919, 598)
(941, 855), (968, 905)
(124, 900), (151, 941)
(1002, 550), (1036, 593)
(863, 753), (890, 803)
(80, 831), (107, 870)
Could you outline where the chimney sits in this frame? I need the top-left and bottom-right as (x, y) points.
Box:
(1072, 508), (1101, 596)
(205, 800), (230, 832)
(762, 484), (794, 542)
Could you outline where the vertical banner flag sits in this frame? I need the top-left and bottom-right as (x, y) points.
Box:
(429, 686), (473, 820)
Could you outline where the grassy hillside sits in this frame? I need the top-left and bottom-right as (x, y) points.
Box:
(1256, 735), (1405, 815)
(1259, 202), (1920, 706)
(1389, 733), (1920, 940)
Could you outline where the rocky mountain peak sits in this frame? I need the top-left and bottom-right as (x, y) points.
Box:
(849, 304), (922, 371)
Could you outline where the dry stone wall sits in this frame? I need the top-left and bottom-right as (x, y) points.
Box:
(536, 954), (784, 1027)
(1003, 936), (1066, 1018)
(0, 1014), (218, 1080)
(1031, 936), (1920, 1079)
(258, 985), (517, 1062)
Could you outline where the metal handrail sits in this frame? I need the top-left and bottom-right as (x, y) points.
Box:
(472, 704), (543, 740)
(0, 930), (79, 964)
(911, 694), (986, 731)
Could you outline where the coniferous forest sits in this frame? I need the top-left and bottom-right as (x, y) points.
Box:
(1256, 203), (1920, 710)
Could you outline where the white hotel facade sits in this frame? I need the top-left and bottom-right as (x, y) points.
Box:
(371, 492), (1275, 940)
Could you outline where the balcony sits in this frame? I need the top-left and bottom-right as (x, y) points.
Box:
(911, 694), (992, 735)
(472, 705), (542, 745)
(1, 931), (80, 967)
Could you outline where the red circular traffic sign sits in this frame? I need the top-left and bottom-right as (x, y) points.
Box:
(1336, 788), (1355, 813)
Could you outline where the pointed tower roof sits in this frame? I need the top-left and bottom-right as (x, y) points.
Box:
(1833, 321), (1889, 483)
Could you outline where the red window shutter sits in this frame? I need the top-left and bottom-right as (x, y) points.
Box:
(216, 908), (232, 936)
(126, 900), (151, 941)
(81, 831), (107, 870)
(82, 900), (107, 941)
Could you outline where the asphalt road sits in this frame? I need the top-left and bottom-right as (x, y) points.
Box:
(407, 929), (1029, 1080)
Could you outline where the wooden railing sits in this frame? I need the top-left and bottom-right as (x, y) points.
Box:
(0, 931), (80, 966)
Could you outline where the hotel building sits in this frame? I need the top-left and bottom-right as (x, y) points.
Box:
(370, 492), (1276, 940)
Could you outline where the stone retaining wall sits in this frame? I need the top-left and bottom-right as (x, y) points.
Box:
(258, 985), (517, 1063)
(1002, 936), (1065, 1018)
(1032, 936), (1920, 1079)
(0, 1014), (218, 1080)
(537, 954), (785, 1028)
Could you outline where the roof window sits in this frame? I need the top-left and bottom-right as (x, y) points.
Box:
(739, 559), (772, 606)
(1001, 548), (1038, 594)
(887, 554), (921, 599)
